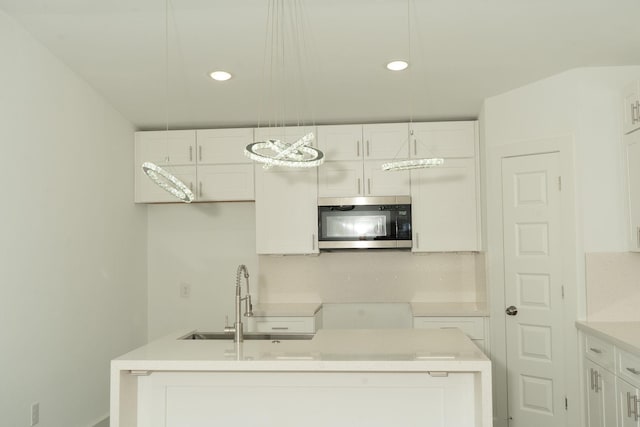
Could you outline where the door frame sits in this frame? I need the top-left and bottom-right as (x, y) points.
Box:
(485, 134), (582, 427)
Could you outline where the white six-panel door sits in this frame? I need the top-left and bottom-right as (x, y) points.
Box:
(501, 152), (565, 427)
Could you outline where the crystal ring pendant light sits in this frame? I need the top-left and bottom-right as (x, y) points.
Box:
(382, 0), (444, 172)
(141, 0), (195, 203)
(244, 0), (324, 169)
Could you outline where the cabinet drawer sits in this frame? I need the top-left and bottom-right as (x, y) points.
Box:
(618, 348), (640, 388)
(412, 316), (485, 340)
(584, 333), (615, 371)
(252, 316), (316, 333)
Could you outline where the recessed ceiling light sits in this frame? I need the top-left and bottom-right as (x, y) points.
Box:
(386, 60), (409, 71)
(209, 71), (232, 81)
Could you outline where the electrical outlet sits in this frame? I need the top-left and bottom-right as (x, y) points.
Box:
(30, 402), (39, 426)
(179, 283), (191, 298)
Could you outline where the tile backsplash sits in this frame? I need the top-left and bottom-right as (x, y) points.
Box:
(258, 251), (485, 304)
(586, 252), (640, 321)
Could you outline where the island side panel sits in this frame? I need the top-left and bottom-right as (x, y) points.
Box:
(110, 365), (139, 427)
(135, 371), (478, 427)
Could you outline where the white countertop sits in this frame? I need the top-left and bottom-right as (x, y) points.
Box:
(576, 321), (640, 355)
(410, 301), (489, 317)
(112, 328), (489, 372)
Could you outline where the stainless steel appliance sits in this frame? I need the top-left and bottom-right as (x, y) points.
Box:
(317, 196), (412, 249)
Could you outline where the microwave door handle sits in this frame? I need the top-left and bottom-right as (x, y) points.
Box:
(332, 205), (355, 211)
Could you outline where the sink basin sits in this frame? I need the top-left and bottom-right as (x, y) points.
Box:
(180, 331), (315, 341)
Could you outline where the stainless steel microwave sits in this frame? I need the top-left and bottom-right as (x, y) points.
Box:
(317, 196), (412, 249)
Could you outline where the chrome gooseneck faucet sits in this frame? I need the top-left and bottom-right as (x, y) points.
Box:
(224, 264), (253, 342)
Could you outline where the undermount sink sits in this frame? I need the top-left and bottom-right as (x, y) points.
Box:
(180, 331), (315, 341)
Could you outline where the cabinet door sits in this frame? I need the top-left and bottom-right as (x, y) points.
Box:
(627, 132), (640, 251)
(585, 359), (603, 427)
(197, 164), (254, 201)
(410, 121), (476, 158)
(254, 166), (318, 254)
(135, 130), (196, 166)
(584, 359), (617, 427)
(196, 128), (253, 164)
(410, 158), (479, 251)
(317, 124), (363, 161)
(254, 126), (317, 147)
(362, 123), (409, 160)
(363, 160), (410, 196)
(618, 378), (640, 427)
(318, 160), (363, 197)
(623, 81), (640, 135)
(135, 165), (196, 203)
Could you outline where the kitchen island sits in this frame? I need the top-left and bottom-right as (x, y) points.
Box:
(111, 328), (491, 427)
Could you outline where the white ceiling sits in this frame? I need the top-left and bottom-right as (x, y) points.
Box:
(2, 0), (640, 130)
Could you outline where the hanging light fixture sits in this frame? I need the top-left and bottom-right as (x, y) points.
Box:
(382, 0), (444, 172)
(244, 0), (324, 169)
(141, 0), (195, 203)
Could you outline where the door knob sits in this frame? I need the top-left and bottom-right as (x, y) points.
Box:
(505, 305), (518, 316)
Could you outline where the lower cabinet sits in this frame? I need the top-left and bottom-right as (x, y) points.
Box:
(584, 358), (617, 427)
(249, 314), (322, 333)
(580, 330), (640, 427)
(413, 316), (487, 353)
(617, 378), (640, 427)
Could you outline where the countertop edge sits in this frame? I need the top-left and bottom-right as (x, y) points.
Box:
(576, 321), (640, 356)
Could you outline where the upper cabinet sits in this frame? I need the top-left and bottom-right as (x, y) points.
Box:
(317, 123), (410, 197)
(362, 123), (410, 159)
(194, 129), (254, 202)
(623, 80), (640, 135)
(253, 126), (319, 255)
(626, 131), (640, 252)
(410, 121), (481, 252)
(624, 80), (640, 251)
(410, 121), (476, 158)
(134, 130), (197, 203)
(134, 128), (254, 203)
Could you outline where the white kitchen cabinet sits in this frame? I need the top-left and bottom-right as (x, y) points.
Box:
(410, 158), (480, 252)
(254, 126), (317, 147)
(317, 124), (363, 160)
(578, 329), (640, 427)
(317, 123), (409, 160)
(618, 378), (640, 427)
(584, 358), (617, 427)
(195, 128), (253, 164)
(413, 316), (486, 353)
(196, 164), (254, 201)
(135, 128), (254, 203)
(626, 131), (640, 251)
(362, 123), (409, 159)
(317, 123), (410, 197)
(249, 313), (322, 333)
(194, 128), (254, 201)
(135, 130), (197, 203)
(409, 121), (477, 158)
(318, 159), (410, 197)
(623, 81), (640, 135)
(254, 165), (318, 255)
(135, 130), (196, 167)
(135, 165), (196, 203)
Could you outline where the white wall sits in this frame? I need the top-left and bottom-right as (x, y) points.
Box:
(484, 66), (640, 252)
(147, 202), (258, 340)
(482, 66), (640, 427)
(0, 10), (147, 427)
